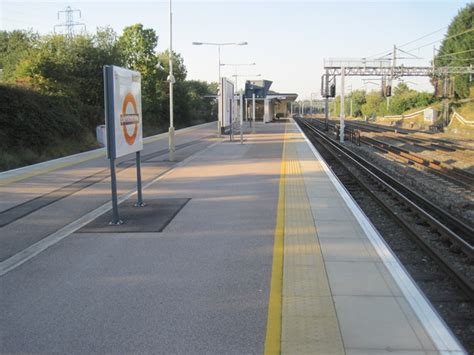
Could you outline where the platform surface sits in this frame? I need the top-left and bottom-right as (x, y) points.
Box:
(0, 120), (465, 354)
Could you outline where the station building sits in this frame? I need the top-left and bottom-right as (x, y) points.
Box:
(244, 80), (298, 122)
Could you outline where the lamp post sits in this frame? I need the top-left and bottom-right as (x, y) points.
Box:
(221, 62), (256, 91)
(231, 74), (261, 127)
(168, 0), (176, 161)
(192, 41), (248, 134)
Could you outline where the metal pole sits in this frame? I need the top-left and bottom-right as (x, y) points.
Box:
(325, 71), (329, 130)
(325, 97), (329, 130)
(217, 45), (222, 135)
(240, 93), (244, 144)
(229, 98), (233, 142)
(135, 151), (145, 207)
(109, 157), (121, 224)
(245, 98), (248, 122)
(340, 65), (345, 143)
(168, 0), (175, 161)
(252, 93), (256, 125)
(234, 67), (238, 92)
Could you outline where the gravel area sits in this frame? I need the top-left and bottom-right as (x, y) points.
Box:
(351, 141), (474, 227)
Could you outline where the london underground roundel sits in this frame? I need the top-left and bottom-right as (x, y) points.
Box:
(120, 93), (139, 145)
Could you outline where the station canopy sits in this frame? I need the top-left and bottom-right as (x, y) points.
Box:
(244, 80), (297, 102)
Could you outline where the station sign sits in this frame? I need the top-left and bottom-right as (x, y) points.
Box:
(103, 65), (145, 224)
(104, 66), (143, 159)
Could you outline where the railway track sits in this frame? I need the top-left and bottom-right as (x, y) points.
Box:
(310, 118), (474, 190)
(296, 116), (474, 351)
(296, 117), (473, 294)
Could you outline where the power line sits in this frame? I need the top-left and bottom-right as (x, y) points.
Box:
(397, 26), (447, 48)
(405, 27), (474, 53)
(367, 26), (473, 60)
(435, 48), (474, 59)
(366, 25), (447, 59)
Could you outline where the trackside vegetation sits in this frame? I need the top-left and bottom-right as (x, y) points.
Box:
(0, 24), (217, 171)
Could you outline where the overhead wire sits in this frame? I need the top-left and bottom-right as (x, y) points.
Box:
(405, 27), (474, 53)
(366, 25), (447, 59)
(435, 49), (474, 59)
(367, 26), (473, 60)
(397, 26), (448, 48)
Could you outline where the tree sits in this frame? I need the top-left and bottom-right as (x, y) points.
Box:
(361, 91), (385, 118)
(348, 89), (366, 117)
(434, 4), (474, 98)
(389, 83), (434, 115)
(0, 30), (38, 80)
(117, 24), (158, 70)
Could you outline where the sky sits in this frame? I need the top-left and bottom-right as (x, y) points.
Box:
(0, 0), (470, 100)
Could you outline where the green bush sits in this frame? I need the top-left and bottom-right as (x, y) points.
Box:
(0, 84), (97, 170)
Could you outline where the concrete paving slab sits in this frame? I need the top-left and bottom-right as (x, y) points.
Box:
(307, 196), (346, 207)
(325, 261), (394, 296)
(375, 261), (404, 297)
(313, 206), (358, 221)
(315, 220), (365, 239)
(319, 237), (377, 261)
(78, 198), (190, 233)
(396, 296), (438, 351)
(334, 295), (424, 350)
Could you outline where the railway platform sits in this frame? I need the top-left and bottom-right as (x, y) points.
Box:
(0, 120), (466, 354)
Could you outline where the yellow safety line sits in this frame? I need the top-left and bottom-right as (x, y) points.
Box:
(264, 123), (287, 355)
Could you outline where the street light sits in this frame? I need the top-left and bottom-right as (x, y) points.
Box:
(192, 41), (248, 133)
(168, 0), (175, 161)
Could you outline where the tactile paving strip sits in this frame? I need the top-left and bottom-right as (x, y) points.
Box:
(281, 134), (345, 354)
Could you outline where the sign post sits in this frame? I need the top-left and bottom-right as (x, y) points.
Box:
(104, 65), (144, 224)
(240, 93), (244, 144)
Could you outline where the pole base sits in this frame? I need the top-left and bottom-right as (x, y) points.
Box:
(109, 219), (124, 226)
(217, 121), (222, 136)
(134, 202), (147, 208)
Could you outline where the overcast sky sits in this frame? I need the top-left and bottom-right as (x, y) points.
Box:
(1, 0), (470, 99)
